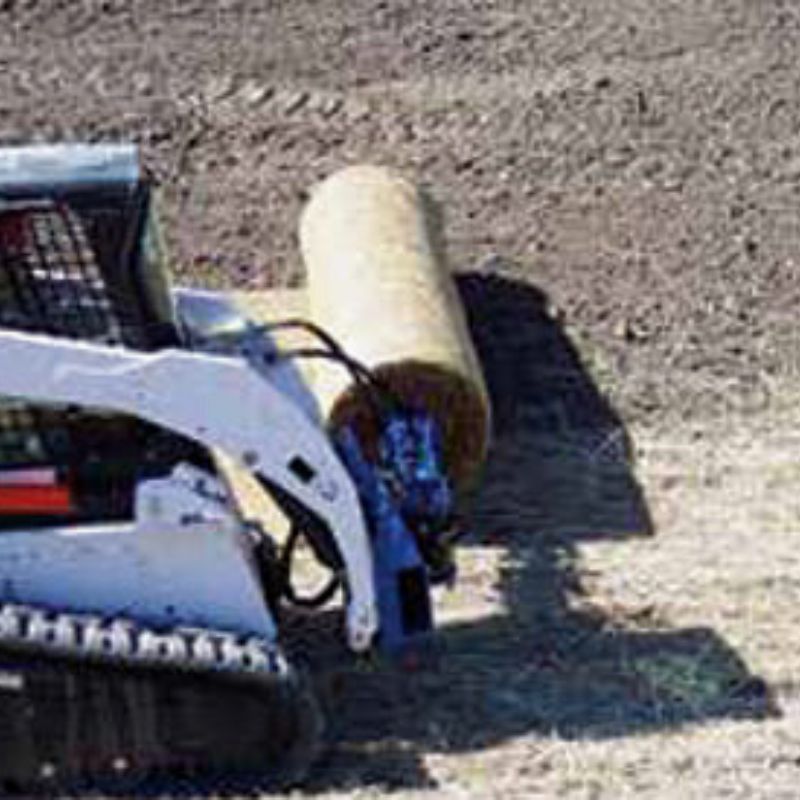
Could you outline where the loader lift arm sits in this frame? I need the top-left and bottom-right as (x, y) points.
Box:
(0, 327), (378, 652)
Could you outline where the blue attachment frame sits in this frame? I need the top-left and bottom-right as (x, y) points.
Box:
(336, 412), (454, 653)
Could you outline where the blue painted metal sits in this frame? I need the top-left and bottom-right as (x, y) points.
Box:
(336, 412), (454, 653)
(379, 412), (452, 527)
(336, 426), (430, 653)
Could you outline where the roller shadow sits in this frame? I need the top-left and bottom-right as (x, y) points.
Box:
(294, 269), (775, 793)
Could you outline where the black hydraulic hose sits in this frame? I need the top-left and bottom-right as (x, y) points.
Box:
(279, 524), (341, 609)
(257, 318), (407, 420)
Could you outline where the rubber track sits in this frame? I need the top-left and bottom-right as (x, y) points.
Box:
(0, 650), (323, 796)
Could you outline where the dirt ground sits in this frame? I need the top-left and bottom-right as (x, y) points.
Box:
(3, 1), (800, 798)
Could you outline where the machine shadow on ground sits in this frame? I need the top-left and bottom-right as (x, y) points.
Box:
(294, 270), (775, 793)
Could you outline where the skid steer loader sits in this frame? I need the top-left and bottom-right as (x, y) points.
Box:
(0, 145), (471, 794)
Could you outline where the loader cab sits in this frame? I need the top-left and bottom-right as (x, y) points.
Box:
(0, 145), (213, 527)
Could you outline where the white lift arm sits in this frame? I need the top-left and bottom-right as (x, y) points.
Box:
(0, 328), (378, 652)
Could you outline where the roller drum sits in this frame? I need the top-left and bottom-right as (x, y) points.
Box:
(300, 165), (490, 488)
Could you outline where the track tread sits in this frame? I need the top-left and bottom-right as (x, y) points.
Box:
(0, 649), (323, 796)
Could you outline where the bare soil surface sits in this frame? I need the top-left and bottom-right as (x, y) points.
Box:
(3, 2), (800, 798)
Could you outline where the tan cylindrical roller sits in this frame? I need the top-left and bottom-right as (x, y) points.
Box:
(300, 165), (491, 488)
